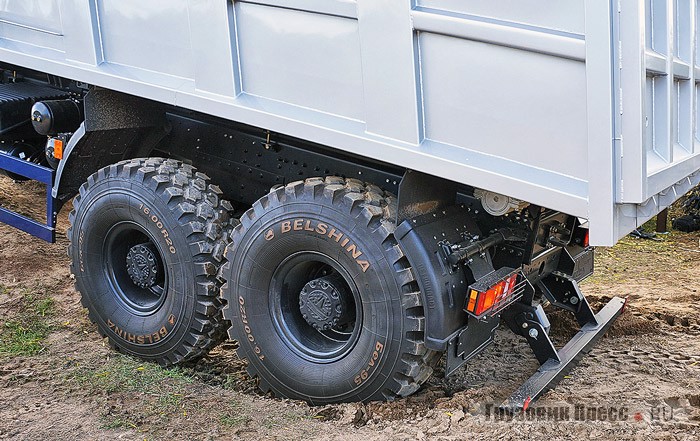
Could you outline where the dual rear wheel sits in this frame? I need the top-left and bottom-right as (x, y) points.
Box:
(69, 161), (437, 402)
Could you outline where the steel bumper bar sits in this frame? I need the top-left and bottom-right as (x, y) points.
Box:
(500, 296), (627, 412)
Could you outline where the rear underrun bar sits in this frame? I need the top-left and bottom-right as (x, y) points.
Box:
(500, 296), (627, 412)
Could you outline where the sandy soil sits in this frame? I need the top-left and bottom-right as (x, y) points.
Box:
(0, 175), (698, 440)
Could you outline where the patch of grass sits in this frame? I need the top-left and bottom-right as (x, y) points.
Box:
(99, 416), (138, 430)
(77, 354), (192, 395)
(0, 292), (55, 356)
(218, 401), (250, 428)
(35, 297), (54, 317)
(219, 413), (250, 428)
(582, 231), (688, 286)
(0, 320), (52, 356)
(157, 391), (184, 407)
(67, 355), (197, 434)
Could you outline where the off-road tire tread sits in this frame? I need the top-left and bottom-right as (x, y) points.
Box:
(221, 176), (439, 401)
(67, 157), (233, 366)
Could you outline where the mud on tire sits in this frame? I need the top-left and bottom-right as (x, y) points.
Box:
(68, 158), (233, 366)
(221, 177), (439, 403)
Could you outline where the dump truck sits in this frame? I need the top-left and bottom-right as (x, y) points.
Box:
(0, 1), (695, 409)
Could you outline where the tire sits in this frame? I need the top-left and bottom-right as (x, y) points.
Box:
(221, 177), (439, 403)
(68, 158), (233, 366)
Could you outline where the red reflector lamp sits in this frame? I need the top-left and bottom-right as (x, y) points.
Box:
(465, 268), (525, 318)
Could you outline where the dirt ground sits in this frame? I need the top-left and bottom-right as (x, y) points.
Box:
(0, 175), (699, 440)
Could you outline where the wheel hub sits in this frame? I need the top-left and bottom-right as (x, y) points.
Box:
(126, 242), (159, 289)
(299, 273), (350, 331)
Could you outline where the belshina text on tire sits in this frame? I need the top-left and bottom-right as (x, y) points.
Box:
(221, 176), (440, 403)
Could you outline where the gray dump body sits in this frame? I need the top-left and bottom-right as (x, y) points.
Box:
(0, 1), (698, 245)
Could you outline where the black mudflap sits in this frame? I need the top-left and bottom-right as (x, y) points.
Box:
(446, 315), (500, 376)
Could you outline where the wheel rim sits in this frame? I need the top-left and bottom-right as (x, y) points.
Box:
(270, 252), (362, 363)
(104, 221), (168, 316)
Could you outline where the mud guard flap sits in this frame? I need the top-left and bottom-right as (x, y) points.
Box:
(500, 296), (626, 412)
(394, 206), (488, 351)
(446, 315), (500, 376)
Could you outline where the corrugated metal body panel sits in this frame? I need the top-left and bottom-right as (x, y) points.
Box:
(0, 0), (699, 246)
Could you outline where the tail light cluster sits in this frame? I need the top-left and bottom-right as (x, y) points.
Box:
(465, 267), (527, 319)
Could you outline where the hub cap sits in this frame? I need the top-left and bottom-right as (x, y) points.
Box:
(126, 243), (159, 289)
(299, 273), (351, 331)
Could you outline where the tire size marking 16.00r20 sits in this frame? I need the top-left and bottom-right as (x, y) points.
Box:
(239, 296), (265, 361)
(138, 203), (176, 254)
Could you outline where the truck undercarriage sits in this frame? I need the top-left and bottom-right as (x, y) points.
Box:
(0, 69), (625, 409)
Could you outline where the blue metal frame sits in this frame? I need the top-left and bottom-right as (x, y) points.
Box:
(0, 152), (56, 243)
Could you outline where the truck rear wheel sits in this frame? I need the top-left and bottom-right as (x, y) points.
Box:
(221, 177), (439, 403)
(68, 158), (233, 365)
